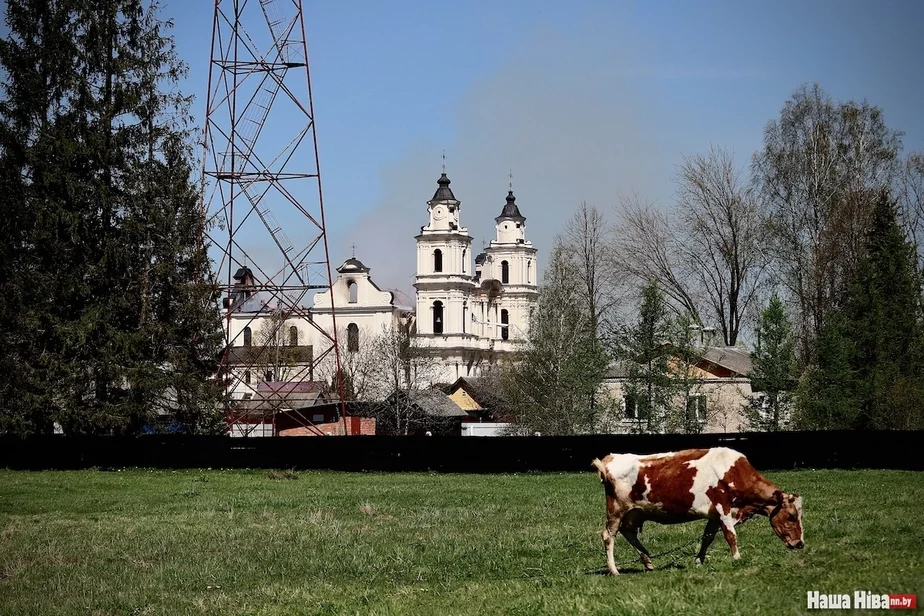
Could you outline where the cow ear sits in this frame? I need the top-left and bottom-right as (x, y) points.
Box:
(773, 489), (784, 504)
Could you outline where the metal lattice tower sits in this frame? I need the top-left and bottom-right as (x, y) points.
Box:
(201, 0), (345, 436)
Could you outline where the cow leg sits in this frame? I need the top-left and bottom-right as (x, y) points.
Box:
(718, 516), (741, 560)
(695, 518), (721, 565)
(621, 527), (654, 571)
(601, 515), (622, 576)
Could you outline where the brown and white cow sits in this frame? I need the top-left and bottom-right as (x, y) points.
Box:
(591, 447), (804, 575)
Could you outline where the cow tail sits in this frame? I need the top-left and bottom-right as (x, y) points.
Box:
(591, 458), (607, 483)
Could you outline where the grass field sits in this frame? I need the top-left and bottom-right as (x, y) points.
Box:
(0, 467), (922, 615)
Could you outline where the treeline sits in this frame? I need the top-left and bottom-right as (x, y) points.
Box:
(0, 1), (224, 435)
(503, 83), (924, 434)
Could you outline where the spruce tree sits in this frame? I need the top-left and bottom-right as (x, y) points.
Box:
(795, 191), (924, 429)
(747, 297), (797, 431)
(619, 282), (675, 433)
(0, 1), (223, 435)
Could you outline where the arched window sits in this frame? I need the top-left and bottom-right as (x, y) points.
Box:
(526, 260), (531, 284)
(243, 326), (252, 347)
(347, 323), (359, 353)
(501, 309), (509, 341)
(501, 260), (509, 284)
(289, 325), (298, 346)
(347, 280), (358, 303)
(433, 300), (444, 334)
(244, 370), (251, 385)
(434, 249), (443, 273)
(462, 249), (467, 273)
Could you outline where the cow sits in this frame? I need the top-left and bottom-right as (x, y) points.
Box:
(591, 447), (804, 575)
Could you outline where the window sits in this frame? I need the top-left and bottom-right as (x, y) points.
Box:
(501, 260), (509, 284)
(526, 260), (531, 284)
(244, 370), (251, 385)
(312, 414), (325, 423)
(307, 345), (314, 380)
(347, 280), (358, 303)
(624, 394), (650, 420)
(433, 300), (444, 334)
(243, 326), (252, 347)
(500, 309), (509, 341)
(347, 323), (359, 353)
(687, 395), (708, 423)
(434, 249), (443, 273)
(289, 325), (298, 346)
(462, 249), (466, 273)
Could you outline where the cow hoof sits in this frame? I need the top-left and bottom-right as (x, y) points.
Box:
(608, 569), (619, 576)
(695, 558), (703, 566)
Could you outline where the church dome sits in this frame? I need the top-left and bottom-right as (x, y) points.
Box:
(338, 257), (370, 273)
(430, 172), (457, 202)
(496, 190), (525, 223)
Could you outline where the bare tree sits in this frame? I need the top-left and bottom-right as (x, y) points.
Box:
(612, 193), (701, 323)
(316, 326), (380, 401)
(253, 310), (311, 383)
(898, 152), (924, 267)
(752, 83), (903, 363)
(674, 146), (769, 346)
(365, 321), (448, 435)
(562, 202), (623, 338)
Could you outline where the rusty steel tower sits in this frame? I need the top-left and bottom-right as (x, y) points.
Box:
(201, 0), (345, 436)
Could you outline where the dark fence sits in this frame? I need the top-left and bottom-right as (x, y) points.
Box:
(1, 430), (921, 472)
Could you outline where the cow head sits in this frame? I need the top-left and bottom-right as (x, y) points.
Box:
(767, 490), (804, 549)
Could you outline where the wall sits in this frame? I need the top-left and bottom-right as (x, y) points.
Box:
(2, 431), (921, 472)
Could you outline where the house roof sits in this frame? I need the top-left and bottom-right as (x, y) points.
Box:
(604, 346), (753, 380)
(446, 376), (507, 409)
(405, 390), (470, 417)
(700, 346), (752, 376)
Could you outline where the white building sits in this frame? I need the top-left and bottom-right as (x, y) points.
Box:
(222, 170), (540, 398)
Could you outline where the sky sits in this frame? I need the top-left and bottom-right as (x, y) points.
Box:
(6, 1), (924, 297)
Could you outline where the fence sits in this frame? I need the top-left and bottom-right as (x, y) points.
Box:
(1, 430), (921, 472)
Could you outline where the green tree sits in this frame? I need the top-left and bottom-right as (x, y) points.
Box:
(795, 192), (924, 429)
(617, 282), (675, 433)
(0, 1), (223, 435)
(502, 239), (610, 435)
(667, 313), (708, 434)
(747, 297), (797, 431)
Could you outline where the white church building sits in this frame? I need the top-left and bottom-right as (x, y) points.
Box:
(223, 171), (539, 399)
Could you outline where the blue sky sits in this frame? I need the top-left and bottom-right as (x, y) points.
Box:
(9, 1), (924, 295)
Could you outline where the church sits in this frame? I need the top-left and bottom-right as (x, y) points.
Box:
(223, 170), (540, 401)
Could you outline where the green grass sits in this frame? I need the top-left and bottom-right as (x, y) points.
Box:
(0, 468), (922, 615)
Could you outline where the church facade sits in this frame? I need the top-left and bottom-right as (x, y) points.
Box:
(222, 171), (540, 399)
(413, 172), (539, 382)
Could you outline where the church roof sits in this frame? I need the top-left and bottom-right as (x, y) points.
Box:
(496, 190), (525, 223)
(430, 172), (457, 202)
(338, 257), (370, 273)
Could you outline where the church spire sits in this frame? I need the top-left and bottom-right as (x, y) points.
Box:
(430, 152), (457, 203)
